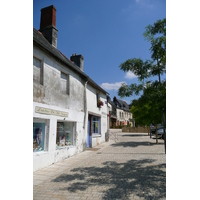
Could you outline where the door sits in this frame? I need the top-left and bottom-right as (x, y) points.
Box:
(87, 116), (90, 148)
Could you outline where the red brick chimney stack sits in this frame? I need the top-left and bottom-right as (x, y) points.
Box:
(40, 5), (56, 30)
(39, 5), (58, 48)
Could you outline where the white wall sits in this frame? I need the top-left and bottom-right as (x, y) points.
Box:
(33, 44), (86, 172)
(116, 108), (132, 125)
(33, 102), (84, 172)
(86, 84), (107, 147)
(33, 44), (108, 171)
(33, 46), (85, 111)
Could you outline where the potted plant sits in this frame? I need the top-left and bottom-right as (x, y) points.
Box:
(97, 99), (104, 108)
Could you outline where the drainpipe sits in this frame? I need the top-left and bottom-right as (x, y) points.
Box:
(83, 80), (88, 129)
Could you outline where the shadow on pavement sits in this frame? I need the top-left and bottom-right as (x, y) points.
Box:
(122, 134), (149, 137)
(111, 141), (164, 148)
(51, 159), (166, 199)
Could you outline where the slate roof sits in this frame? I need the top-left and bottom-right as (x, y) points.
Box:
(113, 96), (130, 111)
(33, 27), (109, 95)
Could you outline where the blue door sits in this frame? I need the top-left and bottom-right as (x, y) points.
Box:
(87, 117), (90, 148)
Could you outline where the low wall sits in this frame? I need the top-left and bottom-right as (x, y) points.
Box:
(122, 126), (149, 133)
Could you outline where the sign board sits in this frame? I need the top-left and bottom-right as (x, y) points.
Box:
(35, 106), (68, 117)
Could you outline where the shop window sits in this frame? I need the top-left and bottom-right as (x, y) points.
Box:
(33, 56), (43, 85)
(56, 121), (75, 148)
(61, 72), (70, 95)
(92, 116), (100, 134)
(33, 122), (45, 152)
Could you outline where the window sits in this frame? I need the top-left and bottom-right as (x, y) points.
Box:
(61, 72), (70, 95)
(33, 122), (45, 152)
(96, 93), (99, 107)
(92, 116), (100, 134)
(33, 56), (43, 85)
(56, 121), (75, 148)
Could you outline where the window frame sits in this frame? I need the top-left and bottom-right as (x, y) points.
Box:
(33, 118), (49, 153)
(60, 71), (70, 95)
(33, 55), (44, 85)
(56, 121), (76, 149)
(96, 93), (99, 107)
(92, 116), (100, 134)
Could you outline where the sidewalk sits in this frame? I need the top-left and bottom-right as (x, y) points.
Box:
(33, 132), (166, 200)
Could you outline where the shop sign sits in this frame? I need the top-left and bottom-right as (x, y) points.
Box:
(35, 106), (68, 117)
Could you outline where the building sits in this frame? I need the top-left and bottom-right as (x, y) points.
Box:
(107, 96), (117, 128)
(33, 5), (108, 171)
(112, 96), (133, 127)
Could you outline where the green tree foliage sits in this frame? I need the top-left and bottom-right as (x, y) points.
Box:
(118, 18), (166, 144)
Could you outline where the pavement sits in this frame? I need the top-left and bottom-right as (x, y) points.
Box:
(33, 130), (166, 200)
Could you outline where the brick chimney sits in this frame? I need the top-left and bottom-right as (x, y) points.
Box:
(39, 5), (58, 48)
(70, 54), (84, 71)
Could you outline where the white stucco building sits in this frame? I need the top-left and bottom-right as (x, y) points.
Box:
(33, 5), (108, 171)
(112, 97), (134, 127)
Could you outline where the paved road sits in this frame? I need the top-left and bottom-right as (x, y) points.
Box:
(33, 131), (166, 200)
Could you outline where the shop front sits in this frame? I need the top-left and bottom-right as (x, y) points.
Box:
(33, 103), (84, 172)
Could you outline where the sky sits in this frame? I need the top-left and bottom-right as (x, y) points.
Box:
(33, 0), (166, 104)
(2, 1), (200, 198)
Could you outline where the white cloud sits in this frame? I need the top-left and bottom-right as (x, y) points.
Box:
(100, 82), (126, 91)
(125, 71), (137, 79)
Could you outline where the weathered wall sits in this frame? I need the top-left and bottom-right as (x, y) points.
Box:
(33, 45), (86, 172)
(33, 46), (84, 111)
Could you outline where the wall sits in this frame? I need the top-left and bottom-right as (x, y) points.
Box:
(33, 46), (85, 110)
(116, 108), (132, 125)
(86, 84), (107, 147)
(33, 45), (86, 171)
(122, 126), (149, 133)
(33, 102), (84, 172)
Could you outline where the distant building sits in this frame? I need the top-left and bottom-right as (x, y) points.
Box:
(112, 96), (134, 127)
(107, 96), (117, 128)
(33, 5), (108, 171)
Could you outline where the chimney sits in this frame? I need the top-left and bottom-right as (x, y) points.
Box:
(70, 54), (84, 71)
(39, 5), (58, 48)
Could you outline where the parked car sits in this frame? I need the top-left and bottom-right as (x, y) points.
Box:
(156, 128), (166, 139)
(150, 123), (166, 139)
(150, 124), (163, 135)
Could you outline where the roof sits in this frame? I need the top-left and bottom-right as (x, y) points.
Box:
(33, 28), (109, 95)
(113, 96), (130, 111)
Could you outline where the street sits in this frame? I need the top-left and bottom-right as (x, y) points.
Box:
(33, 131), (166, 200)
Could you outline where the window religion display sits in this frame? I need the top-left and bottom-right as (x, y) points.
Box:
(33, 122), (45, 152)
(56, 121), (74, 148)
(92, 117), (99, 134)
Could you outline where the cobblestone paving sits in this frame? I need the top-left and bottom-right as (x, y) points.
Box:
(33, 132), (166, 200)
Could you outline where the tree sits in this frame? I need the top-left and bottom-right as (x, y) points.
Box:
(118, 18), (166, 144)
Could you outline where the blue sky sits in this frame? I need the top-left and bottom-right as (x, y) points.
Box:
(33, 0), (166, 104)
